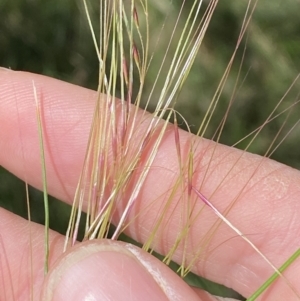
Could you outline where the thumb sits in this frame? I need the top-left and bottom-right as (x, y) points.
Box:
(41, 240), (200, 301)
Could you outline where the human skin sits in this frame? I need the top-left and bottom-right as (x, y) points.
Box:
(0, 70), (300, 300)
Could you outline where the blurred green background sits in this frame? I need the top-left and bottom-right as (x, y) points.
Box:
(0, 0), (300, 235)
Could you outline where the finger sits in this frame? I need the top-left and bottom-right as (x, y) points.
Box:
(0, 207), (64, 300)
(0, 70), (94, 203)
(0, 208), (200, 301)
(42, 240), (202, 301)
(1, 70), (300, 299)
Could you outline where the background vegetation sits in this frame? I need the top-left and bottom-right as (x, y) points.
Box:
(1, 0), (299, 235)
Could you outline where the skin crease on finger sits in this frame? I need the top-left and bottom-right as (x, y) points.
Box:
(0, 70), (300, 300)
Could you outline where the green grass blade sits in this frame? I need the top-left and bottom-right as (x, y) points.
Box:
(33, 81), (50, 274)
(247, 248), (300, 301)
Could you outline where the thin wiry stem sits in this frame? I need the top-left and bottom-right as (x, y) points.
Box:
(33, 81), (49, 274)
(62, 1), (300, 299)
(191, 185), (300, 299)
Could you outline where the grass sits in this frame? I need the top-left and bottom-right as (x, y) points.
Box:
(1, 0), (300, 300)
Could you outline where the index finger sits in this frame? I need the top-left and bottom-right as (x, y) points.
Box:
(1, 70), (300, 300)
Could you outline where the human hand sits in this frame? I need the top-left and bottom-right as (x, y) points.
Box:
(0, 70), (300, 300)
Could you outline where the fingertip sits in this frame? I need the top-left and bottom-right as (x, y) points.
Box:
(41, 240), (200, 301)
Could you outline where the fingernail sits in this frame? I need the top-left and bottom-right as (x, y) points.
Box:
(42, 241), (171, 301)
